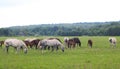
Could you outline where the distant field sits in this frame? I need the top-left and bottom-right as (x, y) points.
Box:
(0, 36), (120, 69)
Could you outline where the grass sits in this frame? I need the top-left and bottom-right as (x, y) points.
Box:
(0, 36), (120, 69)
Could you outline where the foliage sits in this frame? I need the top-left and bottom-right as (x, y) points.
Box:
(0, 21), (120, 36)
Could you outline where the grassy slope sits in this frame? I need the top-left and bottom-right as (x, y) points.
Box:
(0, 36), (120, 69)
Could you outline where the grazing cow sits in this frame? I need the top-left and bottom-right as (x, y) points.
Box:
(37, 39), (64, 53)
(87, 39), (93, 48)
(4, 38), (28, 54)
(109, 37), (117, 48)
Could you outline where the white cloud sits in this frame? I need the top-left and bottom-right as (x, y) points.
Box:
(0, 0), (120, 28)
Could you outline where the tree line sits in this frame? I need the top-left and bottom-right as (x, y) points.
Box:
(0, 21), (120, 36)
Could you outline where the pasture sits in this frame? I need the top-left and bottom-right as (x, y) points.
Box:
(0, 36), (120, 69)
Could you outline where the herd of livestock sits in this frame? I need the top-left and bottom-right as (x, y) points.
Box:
(0, 37), (117, 54)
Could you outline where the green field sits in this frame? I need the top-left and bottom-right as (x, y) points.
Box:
(0, 36), (120, 69)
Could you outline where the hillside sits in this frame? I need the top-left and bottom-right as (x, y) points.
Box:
(0, 21), (120, 36)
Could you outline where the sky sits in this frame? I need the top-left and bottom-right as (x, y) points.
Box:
(0, 0), (120, 28)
